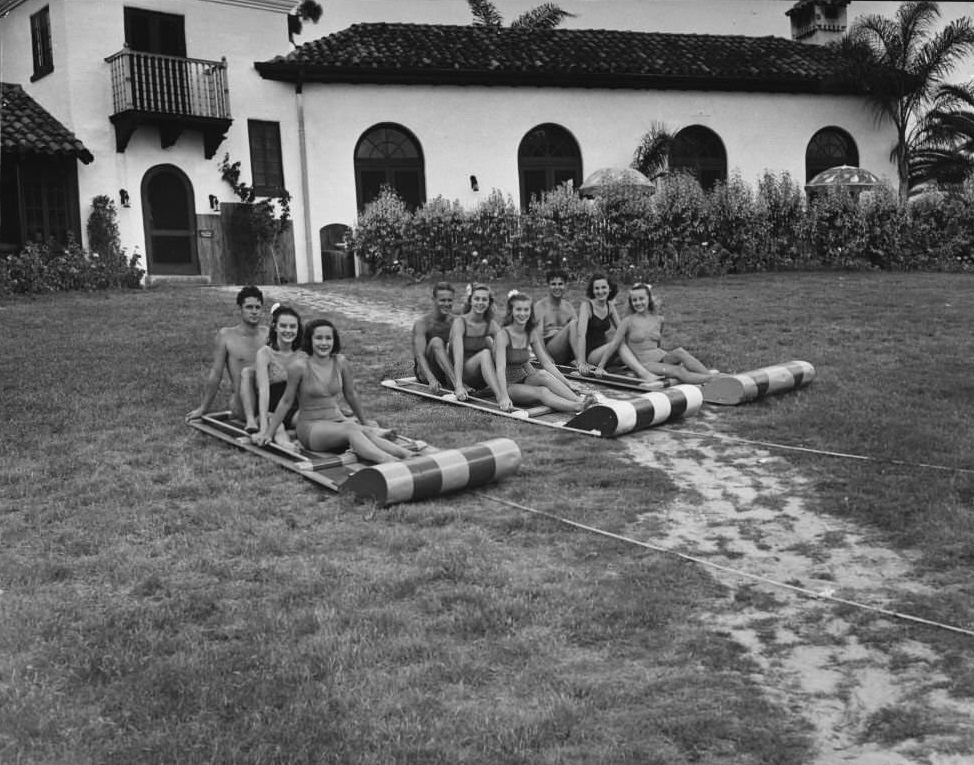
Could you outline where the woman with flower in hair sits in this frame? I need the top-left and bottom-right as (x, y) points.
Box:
(494, 290), (598, 413)
(595, 283), (717, 384)
(573, 273), (659, 384)
(241, 303), (306, 450)
(449, 283), (506, 404)
(254, 318), (417, 463)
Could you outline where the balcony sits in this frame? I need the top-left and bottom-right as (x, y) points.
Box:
(105, 48), (233, 159)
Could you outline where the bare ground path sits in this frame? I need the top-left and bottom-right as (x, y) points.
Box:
(244, 285), (974, 764)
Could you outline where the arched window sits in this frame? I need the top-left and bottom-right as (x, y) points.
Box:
(141, 164), (198, 276)
(669, 125), (727, 191)
(518, 123), (582, 211)
(805, 127), (859, 182)
(354, 123), (426, 211)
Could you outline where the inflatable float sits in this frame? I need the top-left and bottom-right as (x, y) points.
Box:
(187, 411), (520, 505)
(701, 361), (815, 405)
(381, 377), (701, 437)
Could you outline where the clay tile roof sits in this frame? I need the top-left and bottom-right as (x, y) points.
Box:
(1, 82), (94, 164)
(255, 23), (861, 94)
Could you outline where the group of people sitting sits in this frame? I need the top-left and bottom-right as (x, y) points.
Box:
(412, 271), (718, 409)
(187, 274), (715, 463)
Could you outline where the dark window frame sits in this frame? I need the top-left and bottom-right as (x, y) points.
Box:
(247, 120), (286, 197)
(805, 127), (859, 182)
(353, 123), (426, 212)
(669, 125), (727, 191)
(30, 6), (53, 81)
(517, 123), (582, 212)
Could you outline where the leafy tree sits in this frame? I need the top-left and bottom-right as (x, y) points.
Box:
(288, 0), (324, 40)
(911, 82), (974, 191)
(467, 0), (574, 30)
(841, 1), (974, 201)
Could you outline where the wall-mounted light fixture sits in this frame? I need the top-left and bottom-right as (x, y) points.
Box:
(208, 194), (220, 211)
(469, 175), (479, 192)
(119, 189), (130, 207)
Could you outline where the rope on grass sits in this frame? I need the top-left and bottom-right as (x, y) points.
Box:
(473, 491), (974, 640)
(660, 427), (974, 476)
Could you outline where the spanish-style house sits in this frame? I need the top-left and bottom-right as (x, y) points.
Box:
(0, 0), (305, 283)
(1, 0), (896, 285)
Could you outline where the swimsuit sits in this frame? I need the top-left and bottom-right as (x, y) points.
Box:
(459, 316), (491, 359)
(295, 357), (344, 446)
(265, 348), (303, 427)
(501, 328), (534, 385)
(584, 301), (615, 352)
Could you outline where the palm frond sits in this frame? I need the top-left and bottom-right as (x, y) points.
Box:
(631, 122), (673, 180)
(510, 3), (575, 30)
(468, 0), (502, 27)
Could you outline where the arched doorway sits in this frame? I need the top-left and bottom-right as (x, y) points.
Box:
(354, 123), (426, 211)
(141, 164), (198, 275)
(518, 123), (582, 211)
(805, 127), (859, 182)
(669, 125), (727, 191)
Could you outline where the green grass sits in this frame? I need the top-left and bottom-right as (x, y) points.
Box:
(2, 271), (974, 763)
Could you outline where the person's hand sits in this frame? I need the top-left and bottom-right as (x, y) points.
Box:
(593, 365), (606, 377)
(251, 429), (270, 446)
(577, 361), (593, 375)
(498, 396), (513, 412)
(185, 407), (204, 422)
(427, 379), (442, 395)
(455, 386), (468, 401)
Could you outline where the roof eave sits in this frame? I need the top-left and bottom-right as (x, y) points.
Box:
(255, 62), (861, 95)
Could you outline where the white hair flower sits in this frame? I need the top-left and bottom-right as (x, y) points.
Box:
(507, 289), (519, 299)
(464, 283), (473, 298)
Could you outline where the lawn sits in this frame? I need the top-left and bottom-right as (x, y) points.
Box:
(1, 271), (973, 764)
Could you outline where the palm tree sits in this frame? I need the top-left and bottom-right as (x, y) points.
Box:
(468, 0), (575, 30)
(911, 82), (974, 191)
(841, 1), (974, 201)
(631, 122), (673, 181)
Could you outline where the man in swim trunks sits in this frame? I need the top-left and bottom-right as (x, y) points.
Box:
(186, 286), (269, 422)
(533, 269), (577, 364)
(412, 281), (460, 393)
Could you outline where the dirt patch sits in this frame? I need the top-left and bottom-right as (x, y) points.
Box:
(241, 285), (974, 763)
(626, 420), (974, 764)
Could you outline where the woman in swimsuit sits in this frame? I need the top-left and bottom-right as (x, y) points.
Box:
(595, 283), (717, 384)
(254, 318), (415, 463)
(572, 273), (658, 384)
(242, 303), (305, 451)
(449, 283), (505, 403)
(494, 291), (598, 413)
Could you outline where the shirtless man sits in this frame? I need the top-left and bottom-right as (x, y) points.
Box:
(412, 281), (460, 394)
(533, 269), (577, 365)
(186, 286), (269, 422)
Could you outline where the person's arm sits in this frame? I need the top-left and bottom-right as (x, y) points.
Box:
(254, 347), (273, 427)
(254, 361), (301, 445)
(493, 329), (513, 412)
(412, 318), (440, 393)
(572, 301), (593, 373)
(336, 355), (369, 423)
(530, 329), (576, 389)
(186, 329), (229, 420)
(449, 317), (467, 399)
(594, 317), (631, 375)
(534, 300), (547, 340)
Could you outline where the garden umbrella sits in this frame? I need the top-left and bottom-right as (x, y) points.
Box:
(804, 165), (884, 196)
(579, 167), (655, 197)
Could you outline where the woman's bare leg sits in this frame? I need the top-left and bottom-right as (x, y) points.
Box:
(589, 344), (660, 383)
(664, 347), (716, 375)
(643, 361), (712, 384)
(509, 382), (587, 413)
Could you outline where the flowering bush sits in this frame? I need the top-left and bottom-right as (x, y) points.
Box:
(344, 173), (974, 281)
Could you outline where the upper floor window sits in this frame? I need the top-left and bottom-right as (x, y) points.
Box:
(124, 6), (186, 56)
(805, 127), (859, 182)
(517, 123), (582, 211)
(669, 125), (727, 191)
(248, 120), (285, 197)
(30, 6), (53, 81)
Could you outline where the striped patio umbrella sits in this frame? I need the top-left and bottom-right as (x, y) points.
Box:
(805, 165), (884, 194)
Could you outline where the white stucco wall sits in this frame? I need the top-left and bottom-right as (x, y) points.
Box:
(0, 0), (307, 278)
(298, 81), (898, 269)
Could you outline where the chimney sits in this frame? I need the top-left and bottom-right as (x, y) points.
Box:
(787, 0), (850, 45)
